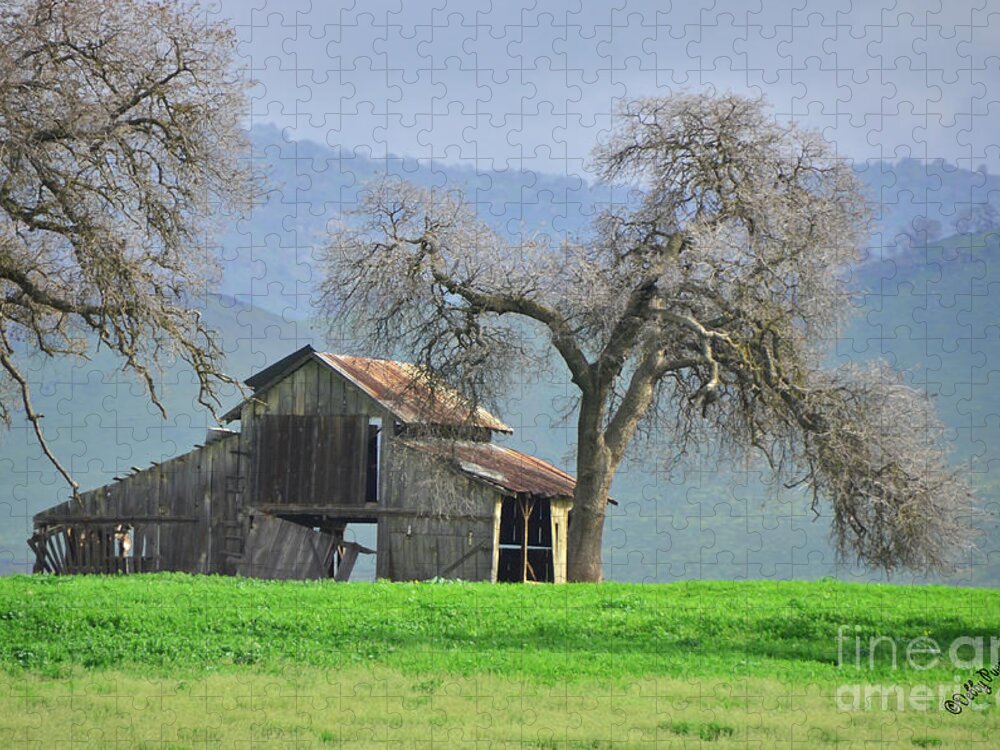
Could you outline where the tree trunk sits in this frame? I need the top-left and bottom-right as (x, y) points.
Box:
(567, 497), (608, 582)
(567, 398), (615, 582)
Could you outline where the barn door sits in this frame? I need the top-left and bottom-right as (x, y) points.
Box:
(253, 415), (368, 507)
(236, 513), (336, 579)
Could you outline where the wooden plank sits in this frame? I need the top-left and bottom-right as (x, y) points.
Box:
(305, 360), (320, 414)
(95, 530), (103, 574)
(184, 454), (198, 561)
(25, 536), (42, 573)
(437, 538), (491, 578)
(330, 374), (346, 416)
(314, 417), (332, 508)
(334, 543), (359, 582)
(274, 377), (293, 415)
(237, 513), (335, 580)
(329, 417), (346, 501)
(75, 529), (83, 574)
(83, 529), (92, 573)
(253, 503), (493, 520)
(350, 416), (367, 505)
(252, 414), (269, 504)
(103, 529), (114, 574)
(256, 414), (283, 504)
(38, 533), (54, 574)
(157, 462), (176, 570)
(211, 437), (239, 573)
(148, 467), (164, 565)
(349, 415), (366, 504)
(317, 363), (333, 415)
(95, 528), (104, 573)
(55, 529), (70, 574)
(291, 366), (304, 414)
(38, 531), (57, 574)
(65, 530), (75, 574)
(282, 414), (295, 504)
(81, 528), (91, 574)
(31, 514), (200, 524)
(75, 530), (85, 573)
(297, 414), (312, 505)
(202, 439), (214, 573)
(209, 440), (222, 573)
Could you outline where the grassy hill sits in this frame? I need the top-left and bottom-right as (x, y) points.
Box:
(0, 575), (996, 748)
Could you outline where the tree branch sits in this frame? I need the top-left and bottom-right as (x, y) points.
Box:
(605, 350), (700, 459)
(422, 240), (595, 392)
(596, 233), (687, 391)
(0, 337), (79, 500)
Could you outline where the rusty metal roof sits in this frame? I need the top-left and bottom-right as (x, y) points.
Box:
(315, 353), (513, 433)
(399, 438), (576, 498)
(223, 346), (511, 432)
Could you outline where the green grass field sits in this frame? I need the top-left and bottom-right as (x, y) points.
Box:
(0, 575), (997, 748)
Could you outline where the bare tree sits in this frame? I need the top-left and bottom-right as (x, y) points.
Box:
(0, 0), (252, 494)
(320, 93), (977, 581)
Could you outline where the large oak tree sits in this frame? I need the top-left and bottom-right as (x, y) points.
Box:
(0, 0), (251, 493)
(321, 93), (976, 581)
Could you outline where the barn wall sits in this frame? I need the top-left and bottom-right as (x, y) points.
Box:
(35, 434), (242, 574)
(238, 359), (403, 577)
(380, 442), (498, 581)
(206, 435), (243, 573)
(252, 414), (369, 506)
(240, 359), (388, 428)
(240, 359), (397, 507)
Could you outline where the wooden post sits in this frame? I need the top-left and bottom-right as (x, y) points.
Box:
(520, 497), (535, 582)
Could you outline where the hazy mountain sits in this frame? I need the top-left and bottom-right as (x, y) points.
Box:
(216, 126), (1000, 319)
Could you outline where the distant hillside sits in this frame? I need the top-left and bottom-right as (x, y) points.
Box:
(215, 124), (620, 318)
(218, 126), (1000, 320)
(2, 128), (997, 585)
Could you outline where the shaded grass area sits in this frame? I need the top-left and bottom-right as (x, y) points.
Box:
(0, 575), (998, 682)
(1, 667), (995, 749)
(1, 575), (998, 748)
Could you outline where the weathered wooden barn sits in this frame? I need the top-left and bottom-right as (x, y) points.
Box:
(30, 346), (579, 583)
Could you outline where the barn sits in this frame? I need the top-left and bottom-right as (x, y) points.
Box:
(29, 346), (579, 583)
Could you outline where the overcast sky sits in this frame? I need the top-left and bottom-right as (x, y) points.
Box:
(215, 0), (1000, 177)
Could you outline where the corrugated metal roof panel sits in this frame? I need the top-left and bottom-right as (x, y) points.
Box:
(399, 438), (576, 498)
(315, 353), (512, 433)
(223, 349), (513, 433)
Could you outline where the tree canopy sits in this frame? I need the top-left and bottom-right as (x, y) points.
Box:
(321, 92), (978, 581)
(0, 0), (251, 492)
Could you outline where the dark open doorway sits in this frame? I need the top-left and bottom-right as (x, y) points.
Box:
(365, 418), (381, 503)
(496, 495), (554, 582)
